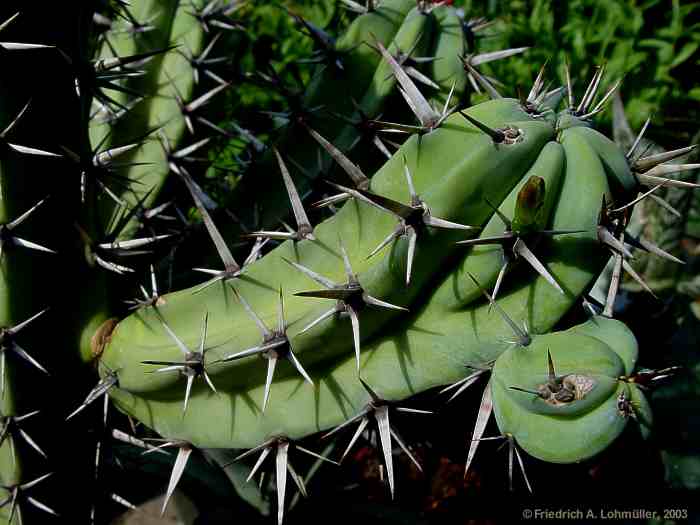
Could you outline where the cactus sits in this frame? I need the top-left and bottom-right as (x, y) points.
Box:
(0, 1), (696, 523)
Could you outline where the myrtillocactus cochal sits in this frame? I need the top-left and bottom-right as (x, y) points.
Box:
(0, 1), (696, 524)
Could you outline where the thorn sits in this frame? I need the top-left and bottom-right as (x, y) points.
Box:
(587, 76), (623, 116)
(462, 60), (502, 99)
(161, 445), (193, 516)
(0, 13), (20, 34)
(282, 258), (339, 289)
(636, 173), (700, 190)
(598, 226), (634, 259)
(440, 369), (486, 403)
(375, 40), (439, 128)
(564, 58), (574, 109)
(509, 386), (546, 397)
(512, 239), (563, 294)
(467, 273), (530, 346)
(604, 242), (624, 318)
(610, 184), (666, 213)
(621, 259), (656, 297)
(272, 147), (315, 241)
(643, 163), (700, 179)
(305, 125), (369, 189)
(624, 231), (683, 264)
(509, 435), (533, 493)
(469, 47), (529, 67)
(458, 111), (505, 142)
(66, 367), (118, 421)
(221, 289), (310, 410)
(526, 62), (548, 103)
(180, 166), (240, 277)
(0, 472), (57, 521)
(465, 379), (493, 478)
(633, 146), (696, 172)
(142, 315), (216, 414)
(576, 64), (605, 115)
(626, 116), (651, 160)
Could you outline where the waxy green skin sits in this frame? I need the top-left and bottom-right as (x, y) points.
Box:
(0, 1), (674, 521)
(0, 361), (20, 490)
(0, 367), (20, 521)
(439, 141), (564, 309)
(105, 3), (208, 236)
(428, 120), (611, 324)
(0, 5), (98, 518)
(492, 316), (640, 464)
(428, 6), (467, 107)
(0, 43), (74, 520)
(106, 297), (627, 451)
(0, 436), (20, 525)
(567, 125), (637, 196)
(102, 99), (555, 394)
(514, 126), (611, 332)
(69, 0), (209, 361)
(88, 0), (188, 147)
(103, 102), (637, 453)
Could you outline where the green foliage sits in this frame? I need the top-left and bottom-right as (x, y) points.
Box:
(459, 0), (700, 142)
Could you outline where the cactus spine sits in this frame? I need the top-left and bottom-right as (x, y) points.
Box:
(0, 1), (695, 523)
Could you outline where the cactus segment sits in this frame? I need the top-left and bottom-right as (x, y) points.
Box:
(513, 126), (611, 330)
(101, 93), (643, 453)
(447, 141), (565, 306)
(225, 3), (531, 251)
(90, 0), (211, 237)
(491, 317), (641, 463)
(101, 105), (555, 396)
(5, 0), (688, 511)
(106, 275), (627, 452)
(566, 125), (637, 196)
(304, 0), (416, 111)
(427, 6), (467, 107)
(568, 315), (638, 375)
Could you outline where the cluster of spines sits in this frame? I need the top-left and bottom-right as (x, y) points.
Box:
(97, 65), (692, 525)
(100, 27), (699, 525)
(0, 1), (242, 522)
(1, 1), (697, 524)
(61, 3), (543, 520)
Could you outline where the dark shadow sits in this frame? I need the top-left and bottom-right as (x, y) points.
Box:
(239, 390), (261, 417)
(390, 328), (415, 394)
(236, 273), (278, 293)
(407, 324), (444, 337)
